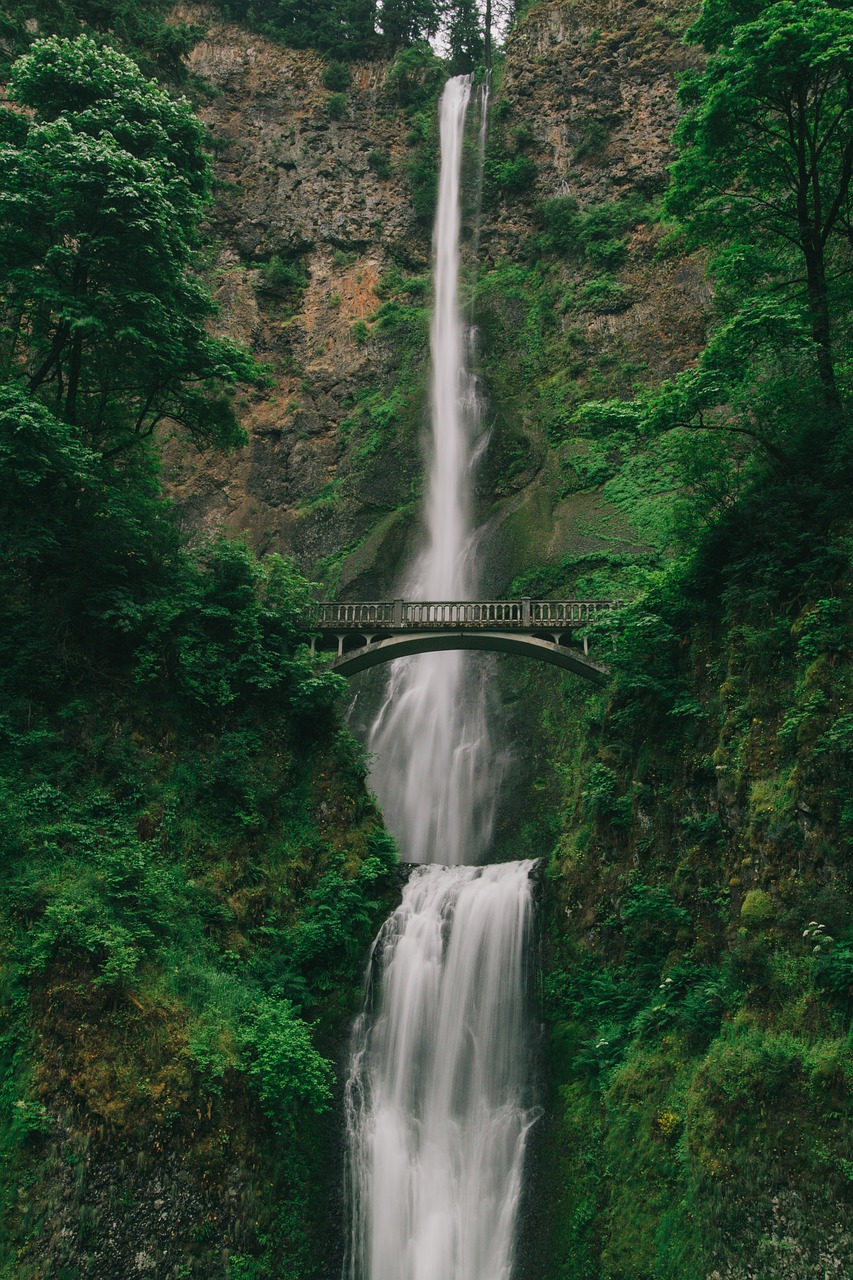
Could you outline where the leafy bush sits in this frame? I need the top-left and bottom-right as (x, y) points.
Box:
(260, 254), (308, 295)
(385, 42), (446, 108)
(237, 997), (333, 1128)
(539, 195), (650, 265)
(582, 763), (633, 828)
(322, 61), (351, 91)
(578, 278), (633, 313)
(487, 153), (537, 195)
(327, 92), (347, 120)
(368, 148), (392, 179)
(740, 889), (775, 926)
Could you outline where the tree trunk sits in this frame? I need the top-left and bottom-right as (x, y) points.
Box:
(801, 234), (840, 411)
(65, 331), (83, 425)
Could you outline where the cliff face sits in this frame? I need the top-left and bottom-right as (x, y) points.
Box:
(167, 0), (707, 598)
(163, 10), (429, 584)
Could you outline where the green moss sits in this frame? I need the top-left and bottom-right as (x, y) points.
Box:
(740, 889), (776, 926)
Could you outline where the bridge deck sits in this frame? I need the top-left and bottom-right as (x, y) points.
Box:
(310, 599), (623, 683)
(313, 598), (622, 632)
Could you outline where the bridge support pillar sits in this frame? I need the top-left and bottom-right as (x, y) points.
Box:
(583, 636), (589, 655)
(336, 634), (344, 657)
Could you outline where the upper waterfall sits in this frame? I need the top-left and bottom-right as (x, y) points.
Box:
(366, 75), (500, 866)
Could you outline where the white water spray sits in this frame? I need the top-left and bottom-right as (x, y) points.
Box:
(366, 75), (498, 867)
(344, 862), (538, 1280)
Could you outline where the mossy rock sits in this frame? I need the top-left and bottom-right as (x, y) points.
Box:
(740, 889), (776, 926)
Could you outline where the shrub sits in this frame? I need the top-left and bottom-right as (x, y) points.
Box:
(385, 43), (446, 109)
(237, 997), (333, 1129)
(578, 278), (632, 313)
(327, 92), (347, 120)
(488, 153), (537, 195)
(260, 254), (308, 295)
(322, 61), (351, 92)
(740, 889), (776, 926)
(368, 149), (392, 180)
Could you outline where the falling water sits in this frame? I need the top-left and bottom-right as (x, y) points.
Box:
(344, 862), (538, 1280)
(366, 75), (498, 867)
(344, 77), (537, 1280)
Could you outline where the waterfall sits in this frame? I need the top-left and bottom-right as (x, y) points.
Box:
(344, 862), (538, 1280)
(344, 77), (537, 1280)
(366, 75), (498, 868)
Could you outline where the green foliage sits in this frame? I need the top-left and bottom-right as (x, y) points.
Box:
(327, 91), (347, 120)
(668, 0), (853, 406)
(0, 22), (404, 1280)
(213, 0), (380, 57)
(577, 277), (632, 313)
(539, 194), (651, 267)
(485, 150), (537, 195)
(740, 888), (775, 925)
(133, 539), (347, 720)
(259, 253), (309, 298)
(405, 109), (441, 221)
(0, 0), (202, 79)
(0, 36), (258, 457)
(238, 998), (333, 1127)
(532, 8), (853, 1273)
(368, 147), (392, 179)
(379, 0), (442, 51)
(445, 0), (484, 73)
(321, 60), (351, 91)
(385, 41), (446, 108)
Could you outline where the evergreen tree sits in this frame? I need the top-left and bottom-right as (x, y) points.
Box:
(217, 0), (381, 57)
(446, 0), (484, 71)
(379, 0), (442, 50)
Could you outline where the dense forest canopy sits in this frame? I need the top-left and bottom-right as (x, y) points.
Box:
(1, 0), (520, 68)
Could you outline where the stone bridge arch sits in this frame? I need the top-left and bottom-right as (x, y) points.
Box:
(311, 598), (623, 685)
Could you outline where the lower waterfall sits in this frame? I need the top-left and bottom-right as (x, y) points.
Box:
(344, 862), (538, 1280)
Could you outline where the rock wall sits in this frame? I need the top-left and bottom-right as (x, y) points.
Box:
(165, 8), (429, 580)
(167, 0), (709, 599)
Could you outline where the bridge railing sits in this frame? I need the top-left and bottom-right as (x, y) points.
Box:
(315, 602), (396, 628)
(313, 599), (624, 631)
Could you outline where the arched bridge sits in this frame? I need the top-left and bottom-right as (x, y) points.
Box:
(310, 599), (624, 684)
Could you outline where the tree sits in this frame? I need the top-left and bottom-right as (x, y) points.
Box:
(217, 0), (380, 57)
(0, 0), (201, 79)
(666, 0), (853, 409)
(0, 36), (257, 457)
(446, 0), (484, 71)
(379, 0), (442, 50)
